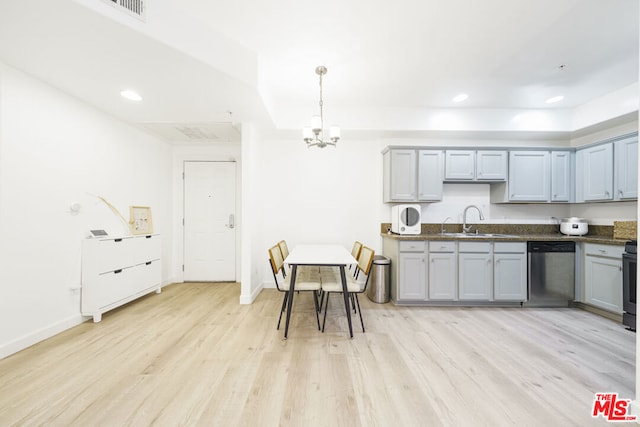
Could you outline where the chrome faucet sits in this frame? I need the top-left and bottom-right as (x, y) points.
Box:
(462, 205), (485, 233)
(441, 216), (453, 234)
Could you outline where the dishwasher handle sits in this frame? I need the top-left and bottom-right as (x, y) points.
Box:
(527, 241), (576, 253)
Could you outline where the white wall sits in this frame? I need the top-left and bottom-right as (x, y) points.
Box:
(259, 138), (382, 286)
(0, 64), (173, 358)
(240, 123), (265, 303)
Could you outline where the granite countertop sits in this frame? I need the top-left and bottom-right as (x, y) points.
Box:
(380, 232), (627, 246)
(379, 222), (631, 246)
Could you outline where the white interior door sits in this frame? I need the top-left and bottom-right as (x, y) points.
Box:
(184, 161), (236, 282)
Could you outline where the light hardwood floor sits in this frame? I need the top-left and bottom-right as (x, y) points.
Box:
(0, 282), (635, 426)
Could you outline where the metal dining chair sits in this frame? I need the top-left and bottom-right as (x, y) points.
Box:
(268, 244), (322, 330)
(320, 245), (375, 333)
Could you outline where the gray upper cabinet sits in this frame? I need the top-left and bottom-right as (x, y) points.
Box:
(506, 151), (550, 201)
(491, 150), (572, 203)
(445, 150), (507, 181)
(550, 151), (572, 202)
(383, 148), (443, 202)
(476, 150), (508, 181)
(445, 150), (475, 180)
(615, 136), (638, 200)
(417, 150), (445, 201)
(575, 134), (637, 202)
(383, 149), (416, 201)
(580, 143), (614, 201)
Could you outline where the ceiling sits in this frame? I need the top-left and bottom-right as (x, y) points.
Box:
(0, 0), (637, 143)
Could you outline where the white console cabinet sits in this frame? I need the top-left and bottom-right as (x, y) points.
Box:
(82, 234), (162, 322)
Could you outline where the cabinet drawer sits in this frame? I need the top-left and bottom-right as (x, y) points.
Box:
(429, 241), (456, 252)
(584, 243), (624, 258)
(399, 241), (426, 252)
(84, 261), (162, 313)
(494, 242), (526, 253)
(86, 235), (161, 274)
(458, 241), (491, 253)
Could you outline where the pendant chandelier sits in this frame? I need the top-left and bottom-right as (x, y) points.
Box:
(303, 65), (340, 148)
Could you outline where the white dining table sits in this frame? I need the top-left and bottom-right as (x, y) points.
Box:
(284, 244), (357, 339)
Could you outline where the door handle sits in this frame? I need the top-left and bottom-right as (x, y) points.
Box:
(226, 214), (235, 229)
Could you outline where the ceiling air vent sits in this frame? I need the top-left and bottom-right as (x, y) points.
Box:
(102, 0), (146, 21)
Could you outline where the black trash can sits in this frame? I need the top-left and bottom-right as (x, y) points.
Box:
(367, 255), (391, 303)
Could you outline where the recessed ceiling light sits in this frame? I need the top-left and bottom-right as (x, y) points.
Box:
(120, 90), (142, 102)
(545, 95), (564, 104)
(452, 93), (468, 103)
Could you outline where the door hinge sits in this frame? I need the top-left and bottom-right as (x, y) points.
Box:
(182, 172), (185, 179)
(182, 218), (184, 226)
(182, 264), (184, 272)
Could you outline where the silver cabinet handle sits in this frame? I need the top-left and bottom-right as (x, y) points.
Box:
(226, 214), (235, 229)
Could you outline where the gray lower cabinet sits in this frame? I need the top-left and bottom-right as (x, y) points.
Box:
(398, 251), (427, 300)
(493, 242), (527, 300)
(458, 242), (493, 300)
(428, 241), (457, 300)
(384, 238), (527, 305)
(583, 243), (623, 314)
(384, 238), (427, 302)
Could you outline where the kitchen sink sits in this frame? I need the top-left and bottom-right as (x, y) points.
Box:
(440, 232), (519, 238)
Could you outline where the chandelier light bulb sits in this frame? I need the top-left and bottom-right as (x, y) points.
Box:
(311, 115), (322, 132)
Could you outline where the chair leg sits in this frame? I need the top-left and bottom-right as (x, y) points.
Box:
(277, 291), (288, 330)
(354, 294), (365, 332)
(322, 292), (331, 332)
(313, 290), (321, 330)
(350, 293), (357, 313)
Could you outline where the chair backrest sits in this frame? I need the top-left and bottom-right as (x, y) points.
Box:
(357, 246), (375, 276)
(351, 241), (363, 260)
(278, 240), (289, 260)
(269, 244), (285, 277)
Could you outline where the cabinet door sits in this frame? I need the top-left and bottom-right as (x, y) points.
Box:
(428, 252), (457, 300)
(584, 255), (622, 313)
(445, 150), (475, 180)
(398, 252), (427, 300)
(508, 151), (550, 201)
(417, 150), (444, 201)
(458, 253), (493, 300)
(615, 137), (638, 200)
(550, 151), (572, 202)
(476, 150), (507, 181)
(582, 143), (613, 201)
(387, 149), (417, 201)
(493, 253), (527, 300)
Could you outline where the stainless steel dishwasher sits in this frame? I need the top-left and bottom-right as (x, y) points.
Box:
(527, 241), (576, 307)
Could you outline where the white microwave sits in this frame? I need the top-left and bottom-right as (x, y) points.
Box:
(391, 204), (421, 235)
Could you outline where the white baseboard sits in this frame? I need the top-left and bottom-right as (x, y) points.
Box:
(240, 282), (264, 304)
(0, 314), (86, 360)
